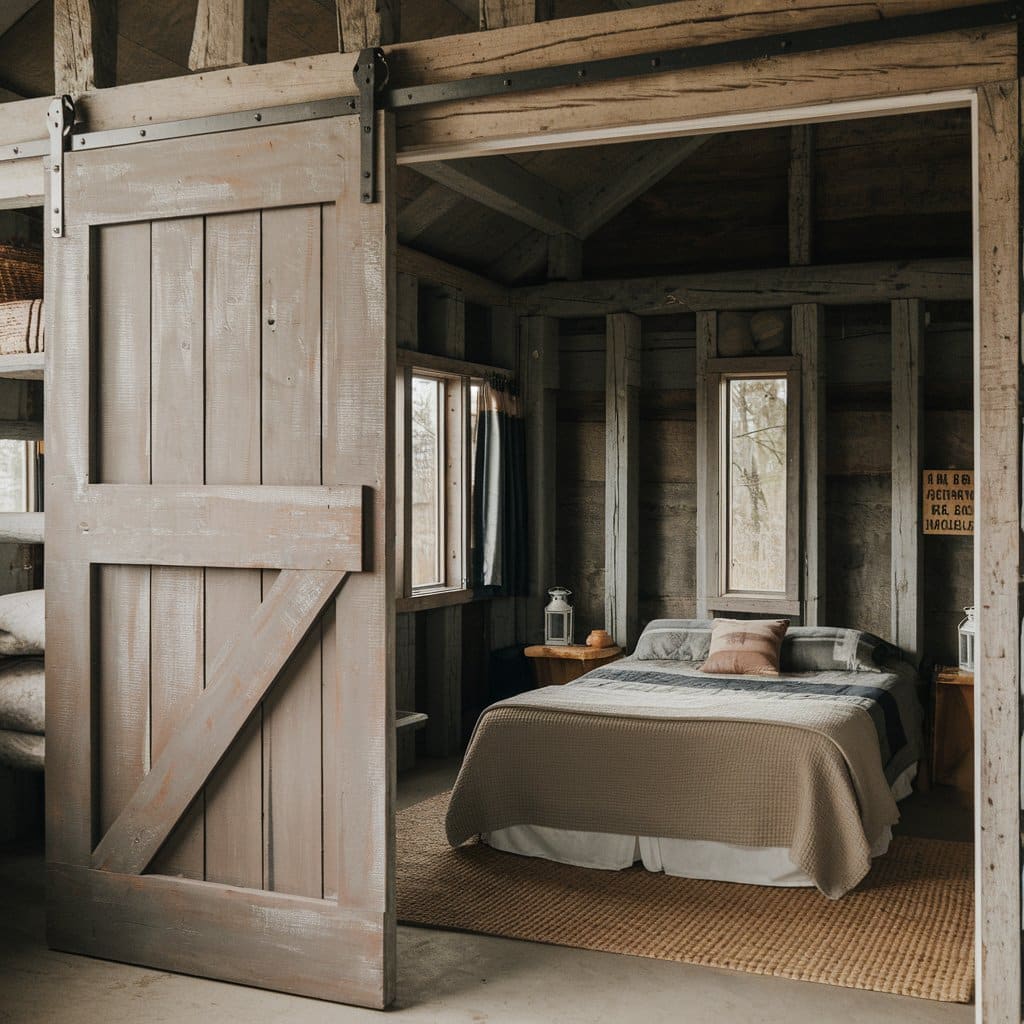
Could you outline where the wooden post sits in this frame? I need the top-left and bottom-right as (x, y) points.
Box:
(605, 313), (640, 648)
(188, 0), (268, 71)
(695, 310), (717, 618)
(973, 79), (1020, 1023)
(547, 234), (582, 281)
(520, 315), (559, 641)
(890, 298), (924, 661)
(54, 0), (117, 95)
(788, 125), (814, 266)
(480, 0), (552, 29)
(791, 303), (825, 625)
(337, 0), (399, 50)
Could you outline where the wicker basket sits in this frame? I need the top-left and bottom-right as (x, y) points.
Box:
(0, 244), (43, 304)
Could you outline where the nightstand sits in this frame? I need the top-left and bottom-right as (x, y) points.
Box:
(931, 665), (974, 797)
(524, 644), (623, 686)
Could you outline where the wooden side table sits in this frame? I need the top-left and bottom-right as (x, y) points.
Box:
(524, 644), (623, 686)
(931, 665), (974, 797)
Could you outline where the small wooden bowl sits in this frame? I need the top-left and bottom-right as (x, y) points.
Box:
(586, 629), (614, 649)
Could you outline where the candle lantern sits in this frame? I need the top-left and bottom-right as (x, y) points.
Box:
(958, 606), (976, 674)
(544, 586), (574, 647)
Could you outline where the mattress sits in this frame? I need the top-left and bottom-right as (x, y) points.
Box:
(483, 764), (917, 887)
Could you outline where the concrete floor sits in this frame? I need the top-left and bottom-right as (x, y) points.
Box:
(0, 764), (974, 1024)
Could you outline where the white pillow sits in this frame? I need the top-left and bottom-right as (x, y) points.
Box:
(0, 589), (44, 655)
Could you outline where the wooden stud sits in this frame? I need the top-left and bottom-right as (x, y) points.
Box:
(337, 0), (399, 50)
(188, 0), (269, 72)
(520, 315), (559, 640)
(546, 234), (582, 282)
(791, 303), (825, 625)
(605, 313), (640, 648)
(54, 0), (117, 95)
(695, 310), (716, 618)
(973, 79), (1020, 1023)
(890, 298), (924, 660)
(480, 0), (552, 30)
(397, 246), (510, 308)
(788, 125), (814, 266)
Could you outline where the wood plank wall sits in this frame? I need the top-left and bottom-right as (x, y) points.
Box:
(554, 302), (973, 662)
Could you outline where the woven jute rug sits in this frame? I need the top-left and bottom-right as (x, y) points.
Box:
(397, 792), (974, 1004)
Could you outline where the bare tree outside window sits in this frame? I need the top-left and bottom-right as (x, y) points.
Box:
(726, 377), (788, 593)
(411, 376), (443, 588)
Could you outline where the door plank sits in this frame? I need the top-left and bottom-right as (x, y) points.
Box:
(260, 204), (324, 898)
(94, 222), (152, 837)
(204, 211), (265, 888)
(91, 569), (348, 876)
(49, 862), (386, 1006)
(149, 216), (206, 878)
(70, 482), (364, 570)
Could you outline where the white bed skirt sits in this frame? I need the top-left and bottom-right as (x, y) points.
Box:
(482, 763), (917, 888)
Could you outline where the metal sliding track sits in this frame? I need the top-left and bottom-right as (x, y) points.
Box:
(9, 0), (1021, 229)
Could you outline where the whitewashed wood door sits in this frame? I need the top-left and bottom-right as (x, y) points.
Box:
(44, 114), (396, 1007)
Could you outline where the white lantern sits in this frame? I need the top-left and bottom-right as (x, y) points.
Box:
(958, 606), (976, 674)
(544, 586), (574, 647)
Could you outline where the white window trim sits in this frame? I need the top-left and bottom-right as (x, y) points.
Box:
(703, 355), (802, 617)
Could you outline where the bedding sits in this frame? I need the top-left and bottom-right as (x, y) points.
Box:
(0, 589), (44, 656)
(699, 617), (788, 676)
(0, 657), (44, 734)
(446, 637), (922, 899)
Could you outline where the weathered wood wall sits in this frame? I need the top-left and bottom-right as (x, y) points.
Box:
(554, 301), (973, 663)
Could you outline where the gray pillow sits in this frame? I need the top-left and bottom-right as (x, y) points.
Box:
(781, 627), (892, 673)
(633, 619), (713, 661)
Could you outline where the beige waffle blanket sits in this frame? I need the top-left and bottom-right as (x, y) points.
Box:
(0, 299), (43, 355)
(446, 675), (901, 898)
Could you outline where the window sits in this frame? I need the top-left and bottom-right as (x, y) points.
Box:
(704, 358), (800, 615)
(400, 363), (486, 605)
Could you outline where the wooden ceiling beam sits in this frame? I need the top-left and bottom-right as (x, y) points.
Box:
(338, 0), (400, 50)
(480, 0), (552, 30)
(571, 135), (709, 239)
(188, 0), (268, 71)
(416, 156), (575, 236)
(788, 124), (814, 265)
(397, 182), (463, 242)
(55, 0), (117, 95)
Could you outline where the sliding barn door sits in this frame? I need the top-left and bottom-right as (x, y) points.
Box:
(44, 114), (396, 1007)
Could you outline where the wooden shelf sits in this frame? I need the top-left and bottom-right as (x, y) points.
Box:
(396, 710), (428, 732)
(0, 352), (43, 380)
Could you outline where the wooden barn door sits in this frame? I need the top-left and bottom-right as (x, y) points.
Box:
(44, 113), (396, 1007)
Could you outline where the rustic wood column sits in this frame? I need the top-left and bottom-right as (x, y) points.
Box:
(788, 125), (814, 266)
(695, 310), (717, 617)
(889, 297), (924, 661)
(480, 0), (552, 29)
(605, 313), (640, 648)
(520, 315), (559, 641)
(54, 0), (117, 95)
(188, 0), (268, 70)
(338, 0), (399, 50)
(791, 302), (825, 624)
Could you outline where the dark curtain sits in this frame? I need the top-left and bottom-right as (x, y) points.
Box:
(472, 377), (527, 595)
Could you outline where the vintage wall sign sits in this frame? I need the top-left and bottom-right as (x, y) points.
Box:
(922, 469), (973, 535)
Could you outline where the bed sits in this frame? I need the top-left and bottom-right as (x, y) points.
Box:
(445, 621), (924, 899)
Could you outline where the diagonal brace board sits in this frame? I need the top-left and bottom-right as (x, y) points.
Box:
(91, 569), (348, 875)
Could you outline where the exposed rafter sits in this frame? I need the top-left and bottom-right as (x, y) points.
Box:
(54, 0), (117, 95)
(338, 0), (400, 50)
(188, 0), (268, 71)
(416, 156), (575, 236)
(0, 0), (40, 40)
(397, 183), (463, 243)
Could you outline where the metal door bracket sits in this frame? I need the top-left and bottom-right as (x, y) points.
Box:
(355, 47), (388, 204)
(47, 95), (74, 238)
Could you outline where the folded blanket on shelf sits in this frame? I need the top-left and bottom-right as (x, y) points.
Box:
(0, 589), (44, 656)
(0, 299), (43, 355)
(0, 657), (43, 734)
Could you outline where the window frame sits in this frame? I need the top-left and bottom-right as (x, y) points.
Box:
(396, 350), (500, 612)
(704, 356), (801, 616)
